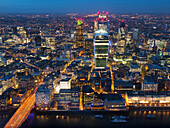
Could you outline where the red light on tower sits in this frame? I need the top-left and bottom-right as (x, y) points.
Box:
(106, 12), (108, 15)
(102, 11), (105, 13)
(97, 12), (100, 15)
(121, 20), (124, 22)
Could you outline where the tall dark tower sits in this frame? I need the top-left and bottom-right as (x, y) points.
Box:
(35, 35), (41, 47)
(12, 27), (18, 34)
(76, 19), (84, 48)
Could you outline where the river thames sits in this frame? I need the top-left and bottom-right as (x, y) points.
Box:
(20, 109), (170, 128)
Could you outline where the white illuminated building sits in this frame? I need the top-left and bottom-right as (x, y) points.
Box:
(55, 78), (72, 93)
(126, 91), (170, 107)
(94, 29), (109, 69)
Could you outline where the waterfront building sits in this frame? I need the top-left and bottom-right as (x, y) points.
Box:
(100, 93), (126, 111)
(35, 84), (53, 111)
(94, 29), (109, 69)
(70, 87), (80, 110)
(83, 85), (104, 110)
(58, 89), (71, 110)
(12, 89), (27, 107)
(58, 87), (80, 110)
(126, 91), (170, 107)
(20, 75), (35, 88)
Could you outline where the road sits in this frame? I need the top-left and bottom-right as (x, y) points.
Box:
(4, 92), (35, 128)
(4, 50), (83, 127)
(4, 79), (43, 128)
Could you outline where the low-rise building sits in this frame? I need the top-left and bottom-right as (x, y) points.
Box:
(100, 93), (126, 111)
(36, 84), (53, 111)
(114, 80), (135, 91)
(142, 81), (158, 92)
(126, 91), (170, 107)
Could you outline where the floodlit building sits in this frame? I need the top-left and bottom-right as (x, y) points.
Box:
(76, 19), (84, 48)
(94, 29), (110, 69)
(58, 87), (80, 110)
(142, 81), (158, 92)
(133, 28), (139, 41)
(126, 91), (170, 107)
(97, 11), (109, 32)
(101, 93), (126, 111)
(59, 78), (72, 90)
(35, 84), (53, 111)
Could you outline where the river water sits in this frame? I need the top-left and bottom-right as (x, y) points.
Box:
(20, 109), (170, 128)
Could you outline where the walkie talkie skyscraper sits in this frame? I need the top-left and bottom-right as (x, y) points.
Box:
(94, 29), (109, 69)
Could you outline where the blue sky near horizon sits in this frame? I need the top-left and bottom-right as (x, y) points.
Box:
(0, 0), (169, 14)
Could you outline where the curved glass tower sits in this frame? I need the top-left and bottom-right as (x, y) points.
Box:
(94, 29), (109, 69)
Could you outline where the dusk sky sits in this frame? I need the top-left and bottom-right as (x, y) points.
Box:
(0, 0), (169, 14)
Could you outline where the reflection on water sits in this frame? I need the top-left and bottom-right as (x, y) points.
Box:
(21, 110), (170, 128)
(0, 112), (12, 127)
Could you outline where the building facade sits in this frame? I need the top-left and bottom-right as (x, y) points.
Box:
(76, 19), (84, 48)
(94, 29), (110, 69)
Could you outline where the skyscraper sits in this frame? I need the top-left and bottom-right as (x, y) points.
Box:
(117, 20), (126, 54)
(94, 29), (109, 69)
(35, 35), (41, 47)
(0, 37), (2, 43)
(94, 20), (98, 32)
(133, 28), (139, 41)
(94, 11), (109, 32)
(118, 20), (126, 40)
(76, 19), (84, 48)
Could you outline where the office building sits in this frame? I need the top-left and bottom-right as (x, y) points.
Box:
(76, 19), (84, 48)
(126, 91), (170, 107)
(118, 20), (126, 39)
(142, 81), (158, 92)
(133, 28), (139, 41)
(94, 29), (109, 69)
(0, 37), (2, 43)
(97, 11), (109, 32)
(94, 11), (109, 32)
(35, 35), (41, 47)
(35, 84), (53, 111)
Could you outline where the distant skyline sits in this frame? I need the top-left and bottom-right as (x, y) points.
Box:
(0, 0), (170, 14)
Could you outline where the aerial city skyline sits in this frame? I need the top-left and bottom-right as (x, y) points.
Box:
(0, 0), (170, 128)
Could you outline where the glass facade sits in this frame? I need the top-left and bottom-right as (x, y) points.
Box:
(95, 45), (109, 54)
(94, 30), (109, 69)
(96, 58), (107, 67)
